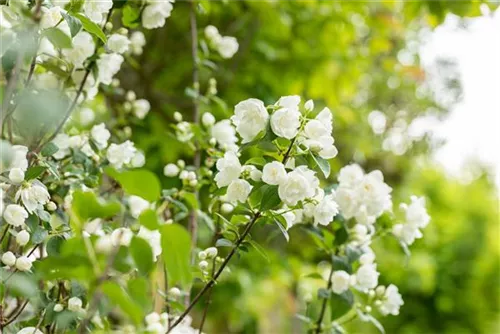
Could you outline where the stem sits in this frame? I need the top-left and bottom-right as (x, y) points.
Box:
(282, 137), (296, 164)
(1, 52), (23, 138)
(315, 265), (335, 334)
(197, 256), (216, 333)
(37, 9), (113, 151)
(186, 0), (200, 306)
(1, 300), (29, 327)
(167, 212), (262, 333)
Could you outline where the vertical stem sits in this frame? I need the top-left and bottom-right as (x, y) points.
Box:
(186, 0), (200, 306)
(315, 265), (335, 334)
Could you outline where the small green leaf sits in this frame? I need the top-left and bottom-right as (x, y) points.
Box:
(273, 216), (289, 242)
(332, 255), (352, 273)
(215, 238), (233, 247)
(106, 168), (161, 202)
(122, 4), (141, 28)
(197, 210), (214, 231)
(260, 185), (281, 211)
(160, 224), (192, 288)
(303, 272), (324, 279)
(248, 240), (269, 262)
(46, 236), (65, 256)
(130, 237), (154, 276)
(24, 166), (48, 181)
(41, 142), (59, 157)
(311, 153), (331, 178)
(73, 13), (107, 43)
(101, 281), (143, 324)
(330, 290), (354, 320)
(61, 12), (82, 37)
(318, 288), (331, 299)
(138, 209), (160, 230)
(127, 277), (150, 312)
(71, 191), (121, 222)
(183, 192), (199, 210)
(43, 28), (73, 49)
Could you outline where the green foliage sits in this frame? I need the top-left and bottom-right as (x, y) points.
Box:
(73, 13), (107, 43)
(160, 224), (192, 288)
(106, 168), (161, 202)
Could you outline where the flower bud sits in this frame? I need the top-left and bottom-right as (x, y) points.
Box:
(173, 112), (183, 122)
(365, 306), (372, 313)
(168, 287), (181, 298)
(221, 203), (234, 214)
(112, 78), (120, 87)
(9, 168), (24, 184)
(104, 22), (113, 31)
(1, 251), (16, 267)
(164, 164), (180, 177)
(202, 112), (216, 127)
(209, 138), (217, 146)
(177, 159), (185, 168)
(205, 247), (218, 258)
(16, 230), (30, 246)
(304, 99), (314, 112)
(54, 304), (64, 312)
(126, 91), (136, 101)
(375, 286), (386, 296)
(165, 219), (173, 225)
(46, 201), (57, 211)
(198, 251), (207, 260)
(15, 256), (32, 271)
(118, 27), (128, 35)
(68, 297), (83, 312)
(199, 260), (209, 270)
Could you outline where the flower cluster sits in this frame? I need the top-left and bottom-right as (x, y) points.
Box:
(392, 196), (430, 245)
(204, 25), (239, 59)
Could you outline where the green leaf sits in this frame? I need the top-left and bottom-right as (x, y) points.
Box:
(260, 185), (281, 211)
(106, 168), (161, 202)
(31, 226), (48, 244)
(183, 192), (199, 210)
(73, 13), (107, 43)
(71, 191), (121, 224)
(113, 0), (128, 8)
(46, 236), (65, 256)
(61, 12), (82, 37)
(197, 210), (214, 231)
(138, 209), (160, 230)
(130, 237), (154, 276)
(357, 312), (386, 334)
(160, 224), (192, 288)
(273, 216), (289, 242)
(332, 255), (352, 273)
(127, 277), (150, 312)
(303, 272), (324, 279)
(122, 4), (141, 28)
(318, 287), (331, 299)
(215, 238), (233, 247)
(330, 290), (354, 321)
(311, 153), (331, 178)
(101, 281), (143, 324)
(24, 166), (48, 181)
(43, 28), (73, 49)
(248, 240), (269, 262)
(41, 142), (59, 157)
(244, 157), (267, 166)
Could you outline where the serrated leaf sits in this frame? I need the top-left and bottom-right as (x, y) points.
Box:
(43, 27), (73, 49)
(61, 12), (82, 37)
(160, 224), (192, 288)
(41, 142), (59, 157)
(24, 166), (47, 181)
(73, 13), (107, 43)
(130, 237), (154, 276)
(260, 185), (281, 211)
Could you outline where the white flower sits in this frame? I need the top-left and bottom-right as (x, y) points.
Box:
(3, 204), (28, 226)
(128, 195), (150, 219)
(378, 284), (404, 316)
(130, 31), (146, 55)
(355, 263), (379, 291)
(216, 36), (239, 59)
(202, 112), (216, 127)
(15, 256), (32, 271)
(83, 0), (112, 23)
(68, 296), (83, 312)
(278, 166), (318, 206)
(40, 6), (63, 29)
(34, 72), (60, 89)
(204, 25), (220, 42)
(313, 194), (338, 226)
(62, 31), (95, 67)
(16, 181), (51, 213)
(16, 230), (30, 246)
(54, 304), (64, 312)
(51, 134), (70, 159)
(91, 123), (110, 149)
(16, 327), (43, 334)
(107, 141), (137, 169)
(97, 53), (124, 85)
(138, 227), (162, 258)
(262, 162), (286, 185)
(9, 168), (24, 184)
(214, 151), (242, 188)
(95, 235), (113, 253)
(205, 247), (218, 258)
(1, 251), (16, 267)
(226, 179), (252, 203)
(133, 99), (151, 119)
(145, 312), (161, 325)
(10, 145), (28, 171)
(338, 164), (364, 188)
(304, 99), (314, 112)
(359, 252), (375, 265)
(211, 120), (238, 151)
(401, 196), (430, 229)
(221, 203), (233, 214)
(164, 164), (180, 177)
(111, 227), (133, 247)
(142, 2), (174, 29)
(276, 95), (300, 111)
(392, 223), (422, 246)
(107, 34), (130, 54)
(303, 120), (330, 142)
(331, 270), (351, 294)
(316, 107), (333, 134)
(231, 98), (269, 143)
(131, 151), (146, 168)
(79, 108), (95, 126)
(270, 107), (301, 139)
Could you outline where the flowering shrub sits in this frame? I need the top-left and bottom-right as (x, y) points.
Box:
(0, 1), (431, 333)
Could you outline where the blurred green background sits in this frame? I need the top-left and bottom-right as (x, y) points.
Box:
(112, 1), (499, 333)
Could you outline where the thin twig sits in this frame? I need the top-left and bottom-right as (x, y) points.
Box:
(1, 52), (23, 138)
(167, 212), (262, 333)
(2, 300), (29, 327)
(315, 265), (335, 334)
